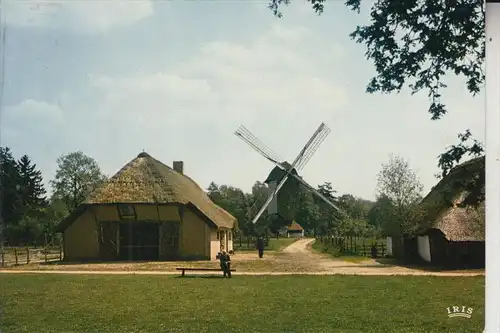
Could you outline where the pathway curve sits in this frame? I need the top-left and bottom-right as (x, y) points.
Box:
(265, 238), (484, 276)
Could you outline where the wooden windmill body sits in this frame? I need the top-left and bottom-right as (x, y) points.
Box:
(235, 122), (342, 224)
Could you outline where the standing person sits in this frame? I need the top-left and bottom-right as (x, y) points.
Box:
(223, 251), (232, 278)
(256, 236), (265, 258)
(218, 250), (232, 278)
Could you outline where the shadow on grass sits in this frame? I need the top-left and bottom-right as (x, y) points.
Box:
(175, 275), (227, 279)
(372, 257), (484, 272)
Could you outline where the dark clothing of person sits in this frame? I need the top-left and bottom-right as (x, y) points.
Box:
(256, 238), (265, 258)
(218, 252), (231, 278)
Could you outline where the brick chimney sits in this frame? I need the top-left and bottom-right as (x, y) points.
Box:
(173, 161), (184, 174)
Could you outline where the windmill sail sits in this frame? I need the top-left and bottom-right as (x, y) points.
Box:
(235, 122), (343, 223)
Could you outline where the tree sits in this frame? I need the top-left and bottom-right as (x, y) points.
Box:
(207, 182), (248, 233)
(17, 155), (47, 213)
(314, 182), (340, 235)
(367, 194), (394, 230)
(376, 154), (424, 237)
(336, 194), (371, 220)
(0, 147), (23, 244)
(294, 190), (320, 235)
(268, 0), (485, 183)
(50, 151), (107, 210)
(40, 197), (70, 244)
(14, 155), (48, 244)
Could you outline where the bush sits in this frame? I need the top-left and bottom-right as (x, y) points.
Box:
(312, 240), (342, 257)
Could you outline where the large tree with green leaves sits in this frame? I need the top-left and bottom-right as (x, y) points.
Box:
(207, 182), (249, 233)
(50, 151), (107, 210)
(268, 0), (485, 190)
(367, 194), (394, 230)
(376, 154), (424, 237)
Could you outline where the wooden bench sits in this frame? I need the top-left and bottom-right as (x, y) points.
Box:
(176, 267), (236, 277)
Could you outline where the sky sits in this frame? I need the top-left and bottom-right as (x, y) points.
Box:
(1, 0), (484, 201)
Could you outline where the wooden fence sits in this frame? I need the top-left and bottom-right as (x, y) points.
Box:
(318, 236), (386, 257)
(0, 245), (63, 268)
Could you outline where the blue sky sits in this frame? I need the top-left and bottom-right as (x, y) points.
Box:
(1, 0), (484, 201)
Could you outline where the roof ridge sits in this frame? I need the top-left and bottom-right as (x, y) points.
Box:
(81, 152), (236, 229)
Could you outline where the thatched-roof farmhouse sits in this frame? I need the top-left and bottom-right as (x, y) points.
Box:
(415, 156), (485, 268)
(55, 152), (237, 262)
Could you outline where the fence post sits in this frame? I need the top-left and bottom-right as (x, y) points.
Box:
(1, 249), (4, 267)
(363, 244), (366, 257)
(381, 244), (385, 257)
(59, 244), (63, 261)
(26, 247), (30, 264)
(15, 248), (18, 265)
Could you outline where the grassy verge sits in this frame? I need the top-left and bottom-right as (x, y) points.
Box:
(312, 239), (373, 264)
(265, 237), (298, 251)
(0, 274), (484, 333)
(312, 238), (342, 257)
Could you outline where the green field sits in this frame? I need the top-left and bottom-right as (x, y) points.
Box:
(266, 237), (298, 251)
(0, 274), (484, 333)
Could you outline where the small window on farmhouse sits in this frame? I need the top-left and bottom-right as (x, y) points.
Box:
(117, 204), (136, 220)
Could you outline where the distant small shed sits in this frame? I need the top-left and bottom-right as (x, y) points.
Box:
(278, 220), (304, 238)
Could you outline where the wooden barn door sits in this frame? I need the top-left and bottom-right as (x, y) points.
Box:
(99, 221), (119, 260)
(428, 230), (447, 266)
(159, 222), (180, 260)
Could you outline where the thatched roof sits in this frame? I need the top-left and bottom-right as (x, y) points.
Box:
(418, 156), (484, 241)
(58, 152), (236, 231)
(286, 220), (304, 231)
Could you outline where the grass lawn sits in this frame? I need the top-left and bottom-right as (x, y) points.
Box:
(266, 237), (298, 251)
(0, 274), (484, 333)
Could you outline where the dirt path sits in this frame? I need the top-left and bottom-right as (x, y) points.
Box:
(0, 238), (484, 276)
(268, 238), (484, 276)
(0, 270), (483, 276)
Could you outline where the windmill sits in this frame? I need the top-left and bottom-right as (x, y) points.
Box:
(235, 122), (342, 224)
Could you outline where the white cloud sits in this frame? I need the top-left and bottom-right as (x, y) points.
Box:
(1, 100), (67, 185)
(64, 23), (349, 194)
(87, 22), (347, 129)
(4, 0), (154, 33)
(2, 5), (484, 202)
(3, 99), (65, 127)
